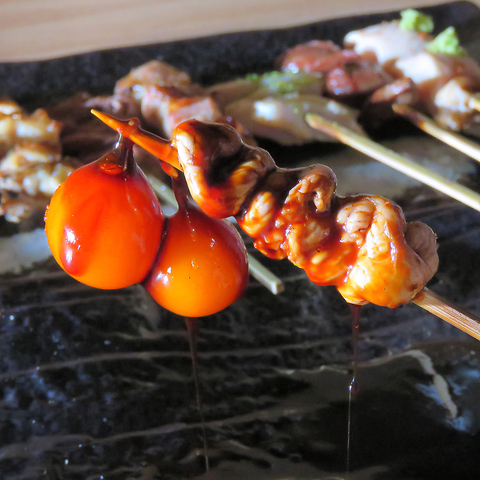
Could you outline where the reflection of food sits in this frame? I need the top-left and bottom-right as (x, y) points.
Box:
(99, 113), (439, 308)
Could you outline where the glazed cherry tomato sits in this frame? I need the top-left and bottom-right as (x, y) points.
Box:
(45, 136), (165, 290)
(145, 195), (249, 317)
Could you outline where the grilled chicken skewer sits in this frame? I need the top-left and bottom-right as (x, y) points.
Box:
(344, 18), (480, 133)
(278, 10), (480, 151)
(92, 111), (437, 303)
(92, 110), (480, 340)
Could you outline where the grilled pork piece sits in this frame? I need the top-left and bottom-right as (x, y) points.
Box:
(279, 40), (392, 98)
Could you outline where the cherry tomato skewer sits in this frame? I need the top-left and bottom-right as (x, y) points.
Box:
(89, 115), (250, 314)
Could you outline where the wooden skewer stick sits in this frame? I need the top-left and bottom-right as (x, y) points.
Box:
(305, 113), (480, 212)
(393, 104), (480, 164)
(413, 288), (480, 342)
(91, 109), (182, 170)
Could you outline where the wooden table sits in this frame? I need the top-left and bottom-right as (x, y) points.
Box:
(0, 0), (468, 62)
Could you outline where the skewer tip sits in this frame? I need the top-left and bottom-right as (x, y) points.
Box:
(91, 109), (182, 171)
(91, 109), (140, 138)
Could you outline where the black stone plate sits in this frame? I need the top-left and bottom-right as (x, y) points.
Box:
(2, 3), (480, 480)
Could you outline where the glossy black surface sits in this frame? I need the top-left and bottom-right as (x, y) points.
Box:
(2, 3), (480, 479)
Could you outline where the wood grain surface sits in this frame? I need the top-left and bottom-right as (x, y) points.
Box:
(0, 0), (470, 62)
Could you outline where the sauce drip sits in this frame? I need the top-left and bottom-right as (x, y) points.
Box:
(347, 304), (361, 477)
(185, 317), (209, 472)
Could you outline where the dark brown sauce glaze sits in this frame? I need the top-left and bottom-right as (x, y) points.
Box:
(347, 304), (361, 476)
(185, 317), (210, 473)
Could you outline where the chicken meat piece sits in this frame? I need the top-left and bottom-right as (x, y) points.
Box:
(140, 85), (226, 139)
(170, 119), (438, 307)
(0, 191), (53, 223)
(0, 97), (22, 115)
(173, 120), (276, 219)
(434, 77), (480, 131)
(326, 61), (392, 98)
(335, 196), (438, 307)
(89, 60), (253, 142)
(0, 102), (61, 157)
(280, 40), (360, 73)
(361, 78), (419, 127)
(114, 60), (195, 98)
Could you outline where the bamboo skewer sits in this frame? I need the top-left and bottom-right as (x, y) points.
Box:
(413, 289), (480, 342)
(392, 104), (480, 164)
(93, 109), (480, 342)
(305, 112), (480, 212)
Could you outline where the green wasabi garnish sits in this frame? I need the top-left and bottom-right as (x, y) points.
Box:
(399, 9), (434, 33)
(426, 26), (467, 56)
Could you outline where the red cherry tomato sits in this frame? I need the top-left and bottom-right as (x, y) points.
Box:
(45, 138), (165, 289)
(145, 202), (249, 317)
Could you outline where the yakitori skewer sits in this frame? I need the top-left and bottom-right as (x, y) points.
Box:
(305, 113), (480, 212)
(146, 174), (285, 295)
(92, 109), (480, 342)
(275, 11), (480, 163)
(393, 104), (480, 164)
